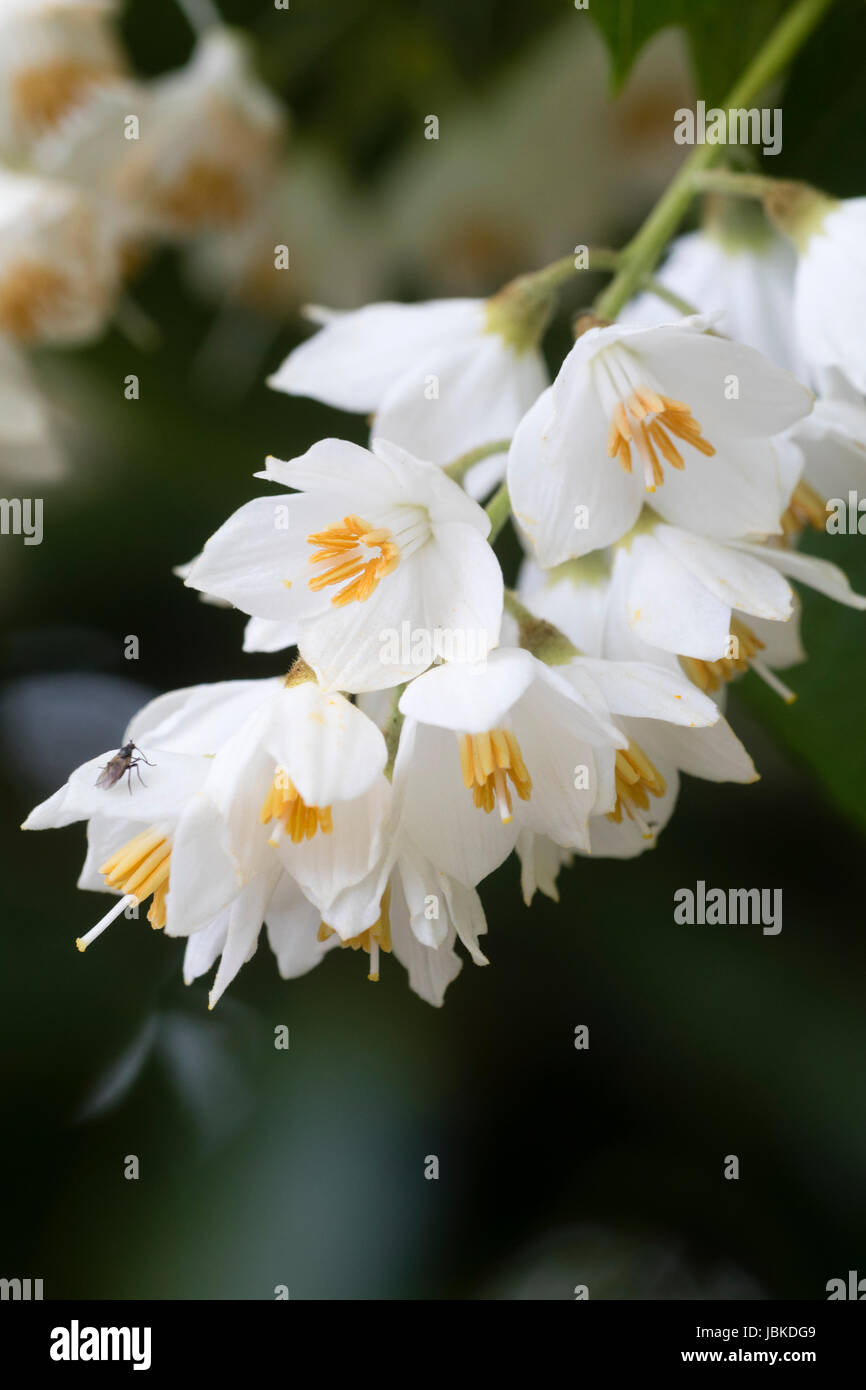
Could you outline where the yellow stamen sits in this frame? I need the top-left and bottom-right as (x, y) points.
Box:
(152, 159), (246, 227)
(679, 617), (764, 693)
(260, 769), (332, 844)
(781, 479), (827, 538)
(607, 741), (665, 835)
(306, 514), (400, 607)
(460, 728), (532, 823)
(318, 885), (392, 981)
(607, 389), (715, 489)
(0, 263), (70, 342)
(99, 826), (171, 930)
(13, 61), (116, 132)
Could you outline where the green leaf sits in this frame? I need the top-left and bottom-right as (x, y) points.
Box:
(590, 0), (790, 105)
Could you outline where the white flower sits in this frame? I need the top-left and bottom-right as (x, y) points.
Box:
(518, 517), (866, 702)
(0, 0), (123, 159)
(781, 395), (866, 513)
(788, 196), (866, 395)
(267, 284), (550, 494)
(507, 315), (813, 565)
(185, 437), (504, 693)
(395, 647), (626, 885)
(0, 167), (119, 343)
(36, 28), (284, 241)
(618, 224), (811, 382)
(21, 672), (397, 1007)
(560, 655), (757, 857)
(116, 28), (283, 237)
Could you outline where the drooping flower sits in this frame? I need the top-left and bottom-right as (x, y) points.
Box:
(20, 672), (391, 1004)
(266, 275), (552, 494)
(507, 315), (813, 565)
(185, 437), (504, 692)
(518, 515), (866, 703)
(394, 647), (627, 885)
(771, 189), (866, 395)
(0, 166), (119, 343)
(618, 215), (811, 382)
(36, 28), (284, 243)
(114, 28), (284, 237)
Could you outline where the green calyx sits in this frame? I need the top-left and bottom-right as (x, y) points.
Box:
(504, 591), (579, 666)
(761, 179), (839, 252)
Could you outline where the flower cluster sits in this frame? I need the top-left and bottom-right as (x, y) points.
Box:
(0, 0), (285, 481)
(23, 92), (866, 1004)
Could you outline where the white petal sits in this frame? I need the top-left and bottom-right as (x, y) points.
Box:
(655, 527), (793, 622)
(266, 299), (484, 411)
(265, 873), (334, 978)
(729, 539), (866, 609)
(650, 436), (789, 539)
(508, 383), (641, 564)
(568, 657), (719, 726)
(399, 647), (535, 732)
(374, 333), (547, 465)
(266, 683), (386, 805)
(636, 321), (814, 438)
(164, 794), (243, 937)
(388, 873), (463, 1007)
(22, 749), (208, 830)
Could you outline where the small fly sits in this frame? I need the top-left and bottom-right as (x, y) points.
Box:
(96, 741), (155, 794)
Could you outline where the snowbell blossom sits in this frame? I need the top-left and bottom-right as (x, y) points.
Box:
(395, 647), (627, 886)
(185, 437), (504, 692)
(0, 0), (124, 159)
(507, 315), (813, 565)
(618, 224), (811, 382)
(267, 283), (551, 496)
(782, 193), (866, 395)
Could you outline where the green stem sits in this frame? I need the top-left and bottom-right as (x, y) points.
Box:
(690, 170), (781, 201)
(504, 590), (581, 663)
(383, 683), (405, 780)
(525, 247), (622, 292)
(485, 482), (511, 542)
(594, 0), (834, 320)
(639, 277), (700, 317)
(445, 439), (511, 485)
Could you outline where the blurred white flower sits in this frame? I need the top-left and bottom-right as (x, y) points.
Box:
(0, 0), (124, 159)
(116, 27), (284, 238)
(0, 166), (119, 343)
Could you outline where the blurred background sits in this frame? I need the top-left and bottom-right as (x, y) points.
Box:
(2, 0), (865, 1300)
